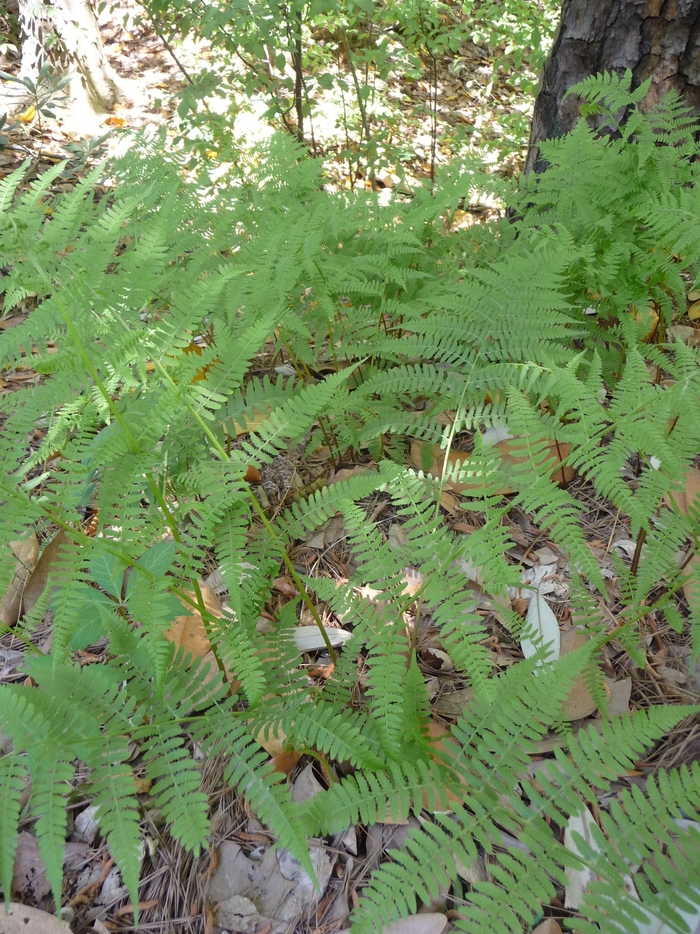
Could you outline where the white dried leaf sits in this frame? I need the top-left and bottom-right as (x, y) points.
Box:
(481, 420), (514, 447)
(521, 590), (560, 667)
(564, 807), (600, 909)
(292, 626), (353, 653)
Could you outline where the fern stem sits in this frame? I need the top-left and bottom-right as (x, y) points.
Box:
(152, 361), (339, 663)
(246, 492), (338, 663)
(53, 307), (231, 684)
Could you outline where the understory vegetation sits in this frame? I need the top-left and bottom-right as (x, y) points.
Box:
(1, 38), (700, 934)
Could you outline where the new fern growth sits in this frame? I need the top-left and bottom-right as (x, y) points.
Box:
(0, 74), (699, 931)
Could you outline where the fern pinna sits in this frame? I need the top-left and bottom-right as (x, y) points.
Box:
(1, 74), (700, 930)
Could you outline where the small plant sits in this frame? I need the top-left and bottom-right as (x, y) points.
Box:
(0, 61), (72, 124)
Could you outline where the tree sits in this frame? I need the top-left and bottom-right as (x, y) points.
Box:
(525, 0), (700, 173)
(7, 0), (127, 114)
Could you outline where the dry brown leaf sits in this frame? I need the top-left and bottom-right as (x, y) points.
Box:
(244, 464), (262, 483)
(433, 686), (474, 717)
(253, 723), (302, 775)
(409, 438), (573, 495)
(272, 576), (298, 597)
(165, 583), (222, 659)
(630, 302), (659, 341)
(231, 407), (273, 436)
(683, 553), (700, 619)
(328, 464), (378, 486)
(0, 534), (39, 626)
(665, 466), (700, 517)
(560, 629), (607, 721)
(531, 920), (563, 934)
(668, 324), (700, 347)
(439, 490), (460, 515)
(21, 530), (71, 618)
(685, 467), (700, 514)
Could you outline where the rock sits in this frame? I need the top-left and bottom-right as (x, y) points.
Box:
(208, 841), (257, 902)
(0, 903), (71, 933)
(216, 894), (260, 933)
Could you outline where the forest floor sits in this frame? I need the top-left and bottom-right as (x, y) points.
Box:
(1, 5), (700, 934)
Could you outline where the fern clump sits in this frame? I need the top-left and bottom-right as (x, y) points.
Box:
(0, 75), (699, 931)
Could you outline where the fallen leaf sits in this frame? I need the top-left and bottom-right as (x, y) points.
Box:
(292, 625), (353, 653)
(521, 591), (560, 667)
(0, 534), (39, 626)
(12, 832), (91, 901)
(605, 676), (631, 716)
(231, 407), (273, 436)
(433, 686), (474, 717)
(685, 467), (700, 514)
(564, 807), (600, 909)
(273, 576), (298, 597)
(216, 895), (261, 933)
(291, 763), (325, 804)
(0, 903), (71, 933)
(409, 438), (573, 495)
(559, 629), (605, 720)
(438, 489), (460, 514)
(328, 465), (379, 486)
(165, 583), (222, 660)
(656, 665), (687, 687)
(481, 420), (514, 446)
(381, 913), (448, 934)
(244, 464), (262, 483)
(668, 324), (700, 347)
(630, 301), (659, 341)
(683, 553), (700, 618)
(103, 114), (126, 126)
(531, 921), (562, 934)
(21, 530), (71, 618)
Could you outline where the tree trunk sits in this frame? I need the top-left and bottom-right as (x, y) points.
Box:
(525, 0), (700, 174)
(16, 0), (127, 114)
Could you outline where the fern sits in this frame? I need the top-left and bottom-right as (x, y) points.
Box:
(0, 77), (700, 929)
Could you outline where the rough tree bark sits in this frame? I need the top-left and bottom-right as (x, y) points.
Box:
(14, 0), (126, 113)
(525, 0), (700, 174)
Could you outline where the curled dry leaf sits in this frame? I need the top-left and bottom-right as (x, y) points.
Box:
(21, 529), (70, 618)
(273, 576), (298, 597)
(0, 533), (39, 626)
